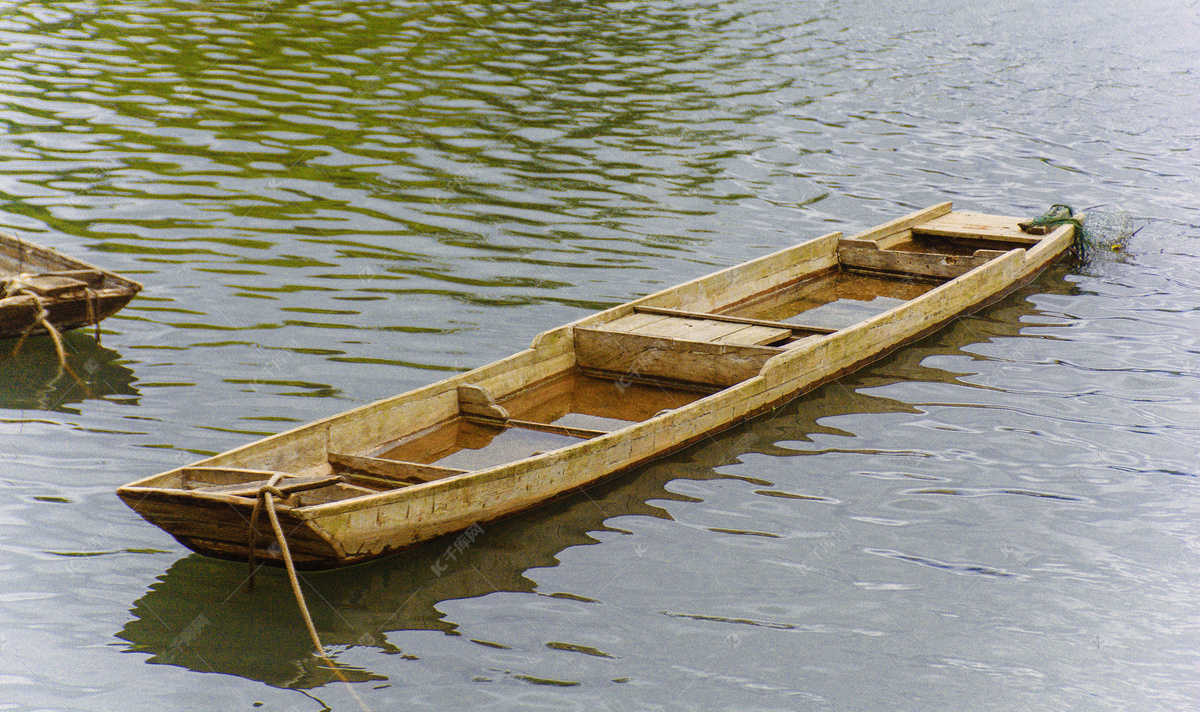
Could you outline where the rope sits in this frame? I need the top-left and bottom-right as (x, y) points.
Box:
(249, 474), (328, 657)
(246, 478), (372, 708)
(87, 287), (101, 343)
(4, 273), (77, 378)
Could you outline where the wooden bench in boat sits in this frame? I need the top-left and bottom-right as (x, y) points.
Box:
(837, 239), (1010, 280)
(575, 314), (790, 389)
(180, 468), (351, 498)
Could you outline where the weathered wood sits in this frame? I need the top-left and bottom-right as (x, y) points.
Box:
(188, 473), (345, 498)
(117, 203), (1078, 569)
(844, 202), (952, 247)
(574, 327), (781, 388)
(180, 467), (283, 487)
(607, 310), (792, 344)
(913, 211), (1041, 245)
(0, 233), (141, 338)
(457, 384), (510, 421)
(329, 452), (466, 483)
(838, 238), (1013, 279)
(598, 311), (669, 334)
(44, 269), (106, 286)
(17, 274), (90, 298)
(630, 315), (751, 342)
(505, 418), (608, 440)
(634, 305), (838, 335)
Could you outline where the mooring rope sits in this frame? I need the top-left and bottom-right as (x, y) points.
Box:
(247, 478), (373, 708)
(250, 474), (328, 657)
(3, 273), (74, 375)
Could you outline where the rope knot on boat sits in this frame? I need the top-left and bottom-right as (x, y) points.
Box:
(2, 272), (72, 371)
(247, 474), (328, 657)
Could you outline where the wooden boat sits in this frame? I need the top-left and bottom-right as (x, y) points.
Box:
(118, 202), (1076, 569)
(0, 233), (142, 339)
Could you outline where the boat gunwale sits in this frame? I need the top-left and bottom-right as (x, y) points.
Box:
(0, 232), (144, 293)
(292, 221), (1072, 517)
(116, 206), (1076, 566)
(118, 228), (848, 491)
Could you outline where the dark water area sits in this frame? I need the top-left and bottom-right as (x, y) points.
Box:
(1, 0), (1199, 709)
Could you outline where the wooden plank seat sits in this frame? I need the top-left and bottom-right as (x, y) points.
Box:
(599, 311), (792, 346)
(634, 306), (837, 335)
(180, 468), (346, 497)
(838, 238), (1010, 280)
(7, 273), (92, 298)
(912, 211), (1041, 245)
(575, 326), (783, 388)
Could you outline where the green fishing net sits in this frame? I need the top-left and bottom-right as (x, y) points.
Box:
(1020, 204), (1135, 259)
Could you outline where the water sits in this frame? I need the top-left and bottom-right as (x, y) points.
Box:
(2, 0), (1199, 709)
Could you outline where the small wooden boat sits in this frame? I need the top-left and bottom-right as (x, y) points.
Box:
(0, 233), (142, 339)
(118, 202), (1076, 569)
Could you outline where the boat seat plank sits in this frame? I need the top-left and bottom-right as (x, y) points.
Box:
(606, 311), (792, 345)
(600, 312), (671, 334)
(912, 211), (1040, 245)
(11, 274), (91, 298)
(185, 472), (345, 498)
(575, 327), (782, 387)
(838, 238), (1010, 280)
(634, 306), (837, 335)
(631, 316), (748, 342)
(44, 269), (105, 287)
(708, 324), (791, 345)
(329, 452), (467, 483)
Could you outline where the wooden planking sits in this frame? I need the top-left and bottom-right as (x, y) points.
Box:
(634, 305), (837, 335)
(607, 310), (791, 345)
(458, 384), (510, 421)
(18, 274), (91, 298)
(115, 204), (1079, 568)
(600, 311), (670, 333)
(844, 202), (953, 247)
(913, 211), (1041, 245)
(329, 452), (466, 483)
(181, 466), (283, 487)
(708, 324), (791, 345)
(187, 473), (345, 498)
(632, 316), (750, 342)
(47, 269), (105, 286)
(838, 239), (1012, 280)
(575, 327), (781, 387)
(505, 418), (608, 440)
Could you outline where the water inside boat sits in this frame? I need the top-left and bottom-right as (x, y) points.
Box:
(373, 371), (712, 472)
(163, 214), (1045, 509)
(346, 225), (1031, 481)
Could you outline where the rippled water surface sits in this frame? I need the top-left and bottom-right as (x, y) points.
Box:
(2, 0), (1199, 709)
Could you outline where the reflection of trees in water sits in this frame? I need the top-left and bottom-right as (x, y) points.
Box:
(0, 331), (139, 412)
(13, 0), (775, 254)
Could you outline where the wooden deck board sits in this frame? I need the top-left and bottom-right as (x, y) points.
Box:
(913, 211), (1041, 244)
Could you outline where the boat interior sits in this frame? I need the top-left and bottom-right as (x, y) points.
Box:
(0, 235), (133, 298)
(169, 210), (1045, 506)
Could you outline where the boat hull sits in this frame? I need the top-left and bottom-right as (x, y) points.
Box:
(0, 233), (142, 338)
(118, 203), (1075, 568)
